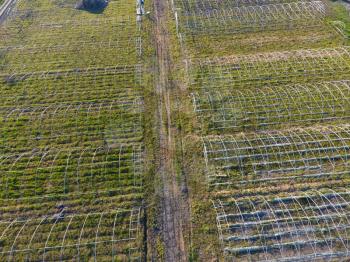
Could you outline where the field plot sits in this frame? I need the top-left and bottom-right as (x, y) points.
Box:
(189, 47), (350, 89)
(213, 189), (350, 261)
(0, 145), (143, 198)
(192, 80), (350, 132)
(203, 125), (350, 186)
(173, 0), (346, 57)
(0, 68), (143, 152)
(0, 1), (141, 74)
(0, 0), (149, 259)
(180, 0), (350, 260)
(184, 26), (344, 58)
(0, 23), (140, 74)
(0, 21), (140, 74)
(175, 0), (321, 10)
(0, 209), (142, 260)
(178, 0), (326, 34)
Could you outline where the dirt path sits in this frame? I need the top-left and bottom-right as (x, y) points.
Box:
(152, 0), (187, 260)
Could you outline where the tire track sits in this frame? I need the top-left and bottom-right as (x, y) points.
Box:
(153, 0), (187, 260)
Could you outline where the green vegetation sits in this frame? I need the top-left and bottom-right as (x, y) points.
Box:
(192, 80), (350, 132)
(173, 0), (350, 260)
(328, 1), (350, 37)
(0, 0), (154, 259)
(2, 0), (350, 259)
(176, 0), (349, 57)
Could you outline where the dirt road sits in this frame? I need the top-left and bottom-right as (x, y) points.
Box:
(152, 0), (187, 260)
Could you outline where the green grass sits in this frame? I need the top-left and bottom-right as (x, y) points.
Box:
(192, 80), (350, 133)
(0, 0), (153, 259)
(327, 1), (350, 37)
(3, 0), (350, 260)
(176, 0), (348, 57)
(190, 47), (350, 90)
(177, 0), (350, 260)
(184, 26), (346, 57)
(0, 209), (142, 260)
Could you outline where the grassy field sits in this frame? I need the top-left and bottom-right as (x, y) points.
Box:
(176, 0), (348, 57)
(0, 0), (154, 260)
(2, 0), (350, 260)
(171, 0), (350, 260)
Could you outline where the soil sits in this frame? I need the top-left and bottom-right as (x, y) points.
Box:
(152, 0), (188, 260)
